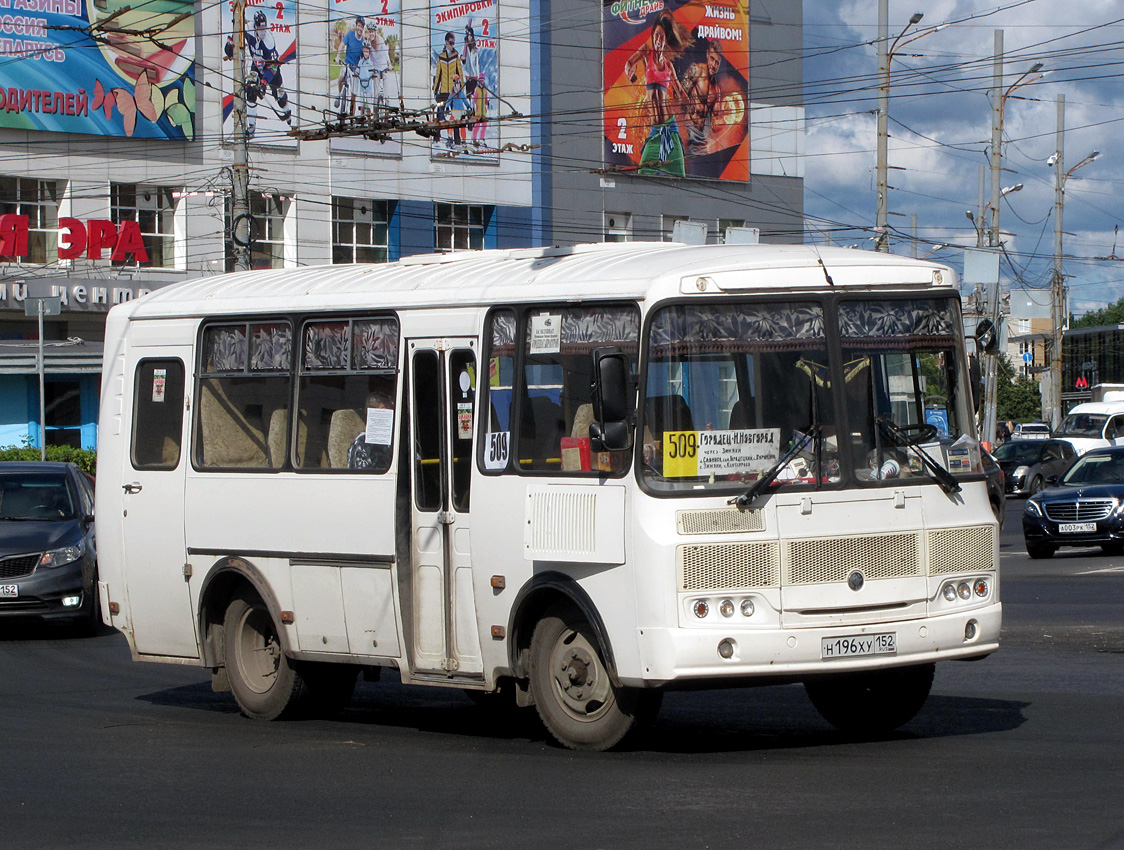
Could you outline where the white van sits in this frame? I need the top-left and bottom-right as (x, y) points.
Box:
(1056, 402), (1124, 455)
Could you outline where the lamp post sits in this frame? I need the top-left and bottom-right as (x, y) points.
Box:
(875, 2), (925, 252)
(980, 32), (1042, 446)
(1047, 91), (1099, 426)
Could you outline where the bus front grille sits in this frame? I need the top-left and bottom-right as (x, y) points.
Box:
(678, 542), (780, 591)
(928, 525), (996, 574)
(676, 507), (765, 535)
(784, 532), (921, 585)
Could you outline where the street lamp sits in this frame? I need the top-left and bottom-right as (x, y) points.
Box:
(875, 3), (927, 252)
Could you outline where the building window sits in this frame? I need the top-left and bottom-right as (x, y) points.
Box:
(111, 183), (175, 268)
(0, 177), (59, 264)
(333, 198), (390, 264)
(604, 212), (632, 242)
(225, 192), (288, 271)
(434, 203), (485, 252)
(45, 380), (81, 448)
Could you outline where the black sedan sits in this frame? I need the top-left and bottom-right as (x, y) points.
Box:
(0, 462), (98, 632)
(994, 438), (1077, 496)
(1023, 446), (1124, 559)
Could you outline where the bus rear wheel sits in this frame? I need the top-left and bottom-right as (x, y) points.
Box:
(529, 606), (661, 751)
(804, 662), (935, 735)
(223, 588), (308, 720)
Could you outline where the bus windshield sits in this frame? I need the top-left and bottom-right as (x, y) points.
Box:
(641, 295), (979, 495)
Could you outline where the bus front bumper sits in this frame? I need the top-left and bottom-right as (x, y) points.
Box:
(629, 603), (1001, 687)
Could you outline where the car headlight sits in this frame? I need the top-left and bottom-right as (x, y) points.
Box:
(39, 540), (84, 568)
(1024, 499), (1043, 517)
(1013, 465), (1029, 481)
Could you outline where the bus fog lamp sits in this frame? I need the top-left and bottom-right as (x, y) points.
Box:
(693, 600), (709, 619)
(965, 620), (978, 640)
(740, 598), (755, 617)
(719, 599), (734, 618)
(717, 638), (736, 659)
(942, 583), (957, 602)
(957, 582), (971, 600)
(974, 579), (989, 597)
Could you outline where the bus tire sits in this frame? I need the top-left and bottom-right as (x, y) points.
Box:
(528, 606), (661, 751)
(804, 662), (935, 735)
(223, 588), (308, 720)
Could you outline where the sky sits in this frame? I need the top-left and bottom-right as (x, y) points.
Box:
(801, 0), (1124, 318)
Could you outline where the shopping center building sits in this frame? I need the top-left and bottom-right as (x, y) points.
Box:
(0, 0), (804, 449)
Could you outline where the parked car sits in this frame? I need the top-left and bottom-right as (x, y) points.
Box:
(982, 448), (1006, 530)
(1012, 421), (1052, 440)
(1023, 445), (1124, 559)
(993, 438), (1077, 496)
(0, 462), (98, 632)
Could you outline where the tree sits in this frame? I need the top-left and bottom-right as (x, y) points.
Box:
(996, 354), (1042, 422)
(1072, 297), (1124, 329)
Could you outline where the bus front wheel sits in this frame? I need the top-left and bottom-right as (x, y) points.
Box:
(804, 662), (935, 735)
(529, 606), (661, 751)
(223, 588), (308, 720)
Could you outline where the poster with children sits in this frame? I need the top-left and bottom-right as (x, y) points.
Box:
(329, 0), (402, 155)
(429, 0), (499, 159)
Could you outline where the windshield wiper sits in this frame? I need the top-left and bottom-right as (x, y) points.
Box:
(876, 417), (961, 495)
(730, 425), (820, 510)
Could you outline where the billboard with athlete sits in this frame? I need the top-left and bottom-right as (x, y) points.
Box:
(222, 0), (299, 147)
(603, 0), (749, 181)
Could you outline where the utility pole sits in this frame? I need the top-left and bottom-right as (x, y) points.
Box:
(875, 0), (889, 251)
(981, 30), (1004, 448)
(230, 0), (252, 271)
(1048, 94), (1065, 429)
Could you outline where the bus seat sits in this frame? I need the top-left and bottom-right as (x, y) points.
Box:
(199, 380), (269, 467)
(644, 394), (694, 437)
(266, 408), (289, 468)
(571, 403), (595, 439)
(526, 396), (566, 463)
(327, 408), (364, 469)
(728, 399), (753, 430)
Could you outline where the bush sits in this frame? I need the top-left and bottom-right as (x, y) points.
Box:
(0, 442), (96, 476)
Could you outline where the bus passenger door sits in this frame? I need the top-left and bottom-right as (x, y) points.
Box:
(408, 339), (483, 677)
(120, 350), (197, 658)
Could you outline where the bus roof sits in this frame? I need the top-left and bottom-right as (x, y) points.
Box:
(117, 243), (957, 320)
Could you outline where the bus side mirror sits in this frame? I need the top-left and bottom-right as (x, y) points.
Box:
(968, 353), (982, 414)
(974, 318), (998, 355)
(589, 346), (635, 452)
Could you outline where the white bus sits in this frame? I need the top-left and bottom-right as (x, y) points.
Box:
(95, 243), (1000, 750)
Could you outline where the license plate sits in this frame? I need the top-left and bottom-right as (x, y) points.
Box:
(0, 584), (17, 598)
(1059, 522), (1097, 533)
(821, 633), (897, 659)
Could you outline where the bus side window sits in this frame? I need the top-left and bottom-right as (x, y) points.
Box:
(132, 359), (185, 470)
(481, 309), (516, 473)
(295, 317), (400, 474)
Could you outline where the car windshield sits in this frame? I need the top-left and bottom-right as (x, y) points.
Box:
(1059, 413), (1107, 438)
(1061, 453), (1124, 486)
(0, 473), (76, 520)
(994, 441), (1043, 463)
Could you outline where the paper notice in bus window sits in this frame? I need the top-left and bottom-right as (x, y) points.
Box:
(484, 431), (510, 470)
(152, 369), (167, 403)
(364, 407), (394, 446)
(457, 402), (473, 440)
(529, 314), (562, 355)
(663, 429), (781, 478)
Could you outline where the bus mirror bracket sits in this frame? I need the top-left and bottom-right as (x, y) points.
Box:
(590, 346), (635, 452)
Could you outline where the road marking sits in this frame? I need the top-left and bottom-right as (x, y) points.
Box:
(1074, 566), (1124, 576)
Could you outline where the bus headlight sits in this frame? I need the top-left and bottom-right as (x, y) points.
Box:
(740, 598), (755, 617)
(957, 582), (972, 600)
(942, 583), (957, 602)
(719, 599), (735, 618)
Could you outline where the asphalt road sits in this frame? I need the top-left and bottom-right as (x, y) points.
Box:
(2, 498), (1123, 850)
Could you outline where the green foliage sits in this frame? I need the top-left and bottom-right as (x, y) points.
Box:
(0, 441), (96, 476)
(1072, 297), (1124, 329)
(995, 354), (1043, 422)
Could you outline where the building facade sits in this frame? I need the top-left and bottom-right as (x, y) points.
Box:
(0, 0), (804, 450)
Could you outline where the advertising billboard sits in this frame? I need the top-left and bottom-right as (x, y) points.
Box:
(0, 0), (196, 139)
(329, 0), (402, 155)
(222, 0), (299, 146)
(603, 0), (749, 181)
(430, 0), (500, 159)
